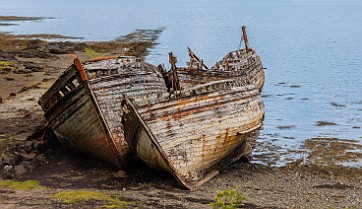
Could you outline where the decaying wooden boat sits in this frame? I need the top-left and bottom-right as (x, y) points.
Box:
(209, 46), (265, 91)
(162, 26), (265, 92)
(122, 79), (265, 189)
(38, 56), (167, 168)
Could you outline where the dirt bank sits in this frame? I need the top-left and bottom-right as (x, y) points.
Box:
(1, 20), (361, 208)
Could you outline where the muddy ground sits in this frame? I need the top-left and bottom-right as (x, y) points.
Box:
(1, 19), (362, 208)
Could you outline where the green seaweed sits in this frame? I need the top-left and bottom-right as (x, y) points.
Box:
(0, 134), (15, 142)
(209, 189), (247, 209)
(0, 180), (43, 190)
(53, 190), (133, 208)
(0, 61), (15, 72)
(85, 48), (100, 59)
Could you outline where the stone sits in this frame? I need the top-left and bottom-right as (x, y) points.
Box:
(18, 152), (36, 160)
(47, 44), (66, 54)
(1, 156), (16, 179)
(14, 164), (27, 176)
(4, 77), (15, 81)
(114, 170), (127, 178)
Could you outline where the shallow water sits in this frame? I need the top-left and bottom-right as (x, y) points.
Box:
(1, 0), (362, 167)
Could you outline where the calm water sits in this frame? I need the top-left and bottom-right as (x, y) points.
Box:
(1, 0), (362, 167)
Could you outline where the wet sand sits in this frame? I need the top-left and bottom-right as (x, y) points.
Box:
(1, 17), (362, 209)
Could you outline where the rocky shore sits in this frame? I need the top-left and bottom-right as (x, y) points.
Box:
(0, 17), (361, 209)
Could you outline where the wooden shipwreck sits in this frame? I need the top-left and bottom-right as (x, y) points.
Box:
(162, 26), (265, 92)
(38, 56), (167, 168)
(122, 79), (265, 189)
(38, 25), (265, 189)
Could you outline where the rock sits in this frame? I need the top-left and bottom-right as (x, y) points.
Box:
(47, 44), (66, 54)
(1, 156), (16, 179)
(0, 96), (2, 103)
(16, 49), (50, 58)
(26, 40), (44, 50)
(4, 77), (15, 81)
(1, 156), (15, 166)
(114, 170), (127, 178)
(2, 165), (14, 179)
(9, 92), (16, 97)
(23, 62), (42, 72)
(0, 52), (16, 61)
(24, 141), (34, 151)
(14, 164), (27, 176)
(16, 141), (34, 154)
(18, 152), (36, 161)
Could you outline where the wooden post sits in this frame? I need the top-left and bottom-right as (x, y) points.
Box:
(68, 54), (88, 81)
(242, 26), (250, 51)
(168, 52), (180, 95)
(187, 47), (209, 69)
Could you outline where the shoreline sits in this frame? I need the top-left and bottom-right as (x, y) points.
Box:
(1, 16), (362, 208)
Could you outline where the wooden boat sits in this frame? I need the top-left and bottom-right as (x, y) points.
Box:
(210, 26), (265, 91)
(122, 79), (265, 189)
(38, 56), (167, 168)
(209, 47), (265, 91)
(161, 26), (265, 92)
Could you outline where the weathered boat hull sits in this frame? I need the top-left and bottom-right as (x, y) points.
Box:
(169, 47), (264, 94)
(122, 80), (264, 188)
(39, 56), (167, 168)
(211, 48), (265, 91)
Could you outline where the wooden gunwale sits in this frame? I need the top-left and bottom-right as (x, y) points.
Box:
(88, 71), (159, 84)
(39, 67), (78, 109)
(136, 84), (257, 112)
(141, 92), (258, 122)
